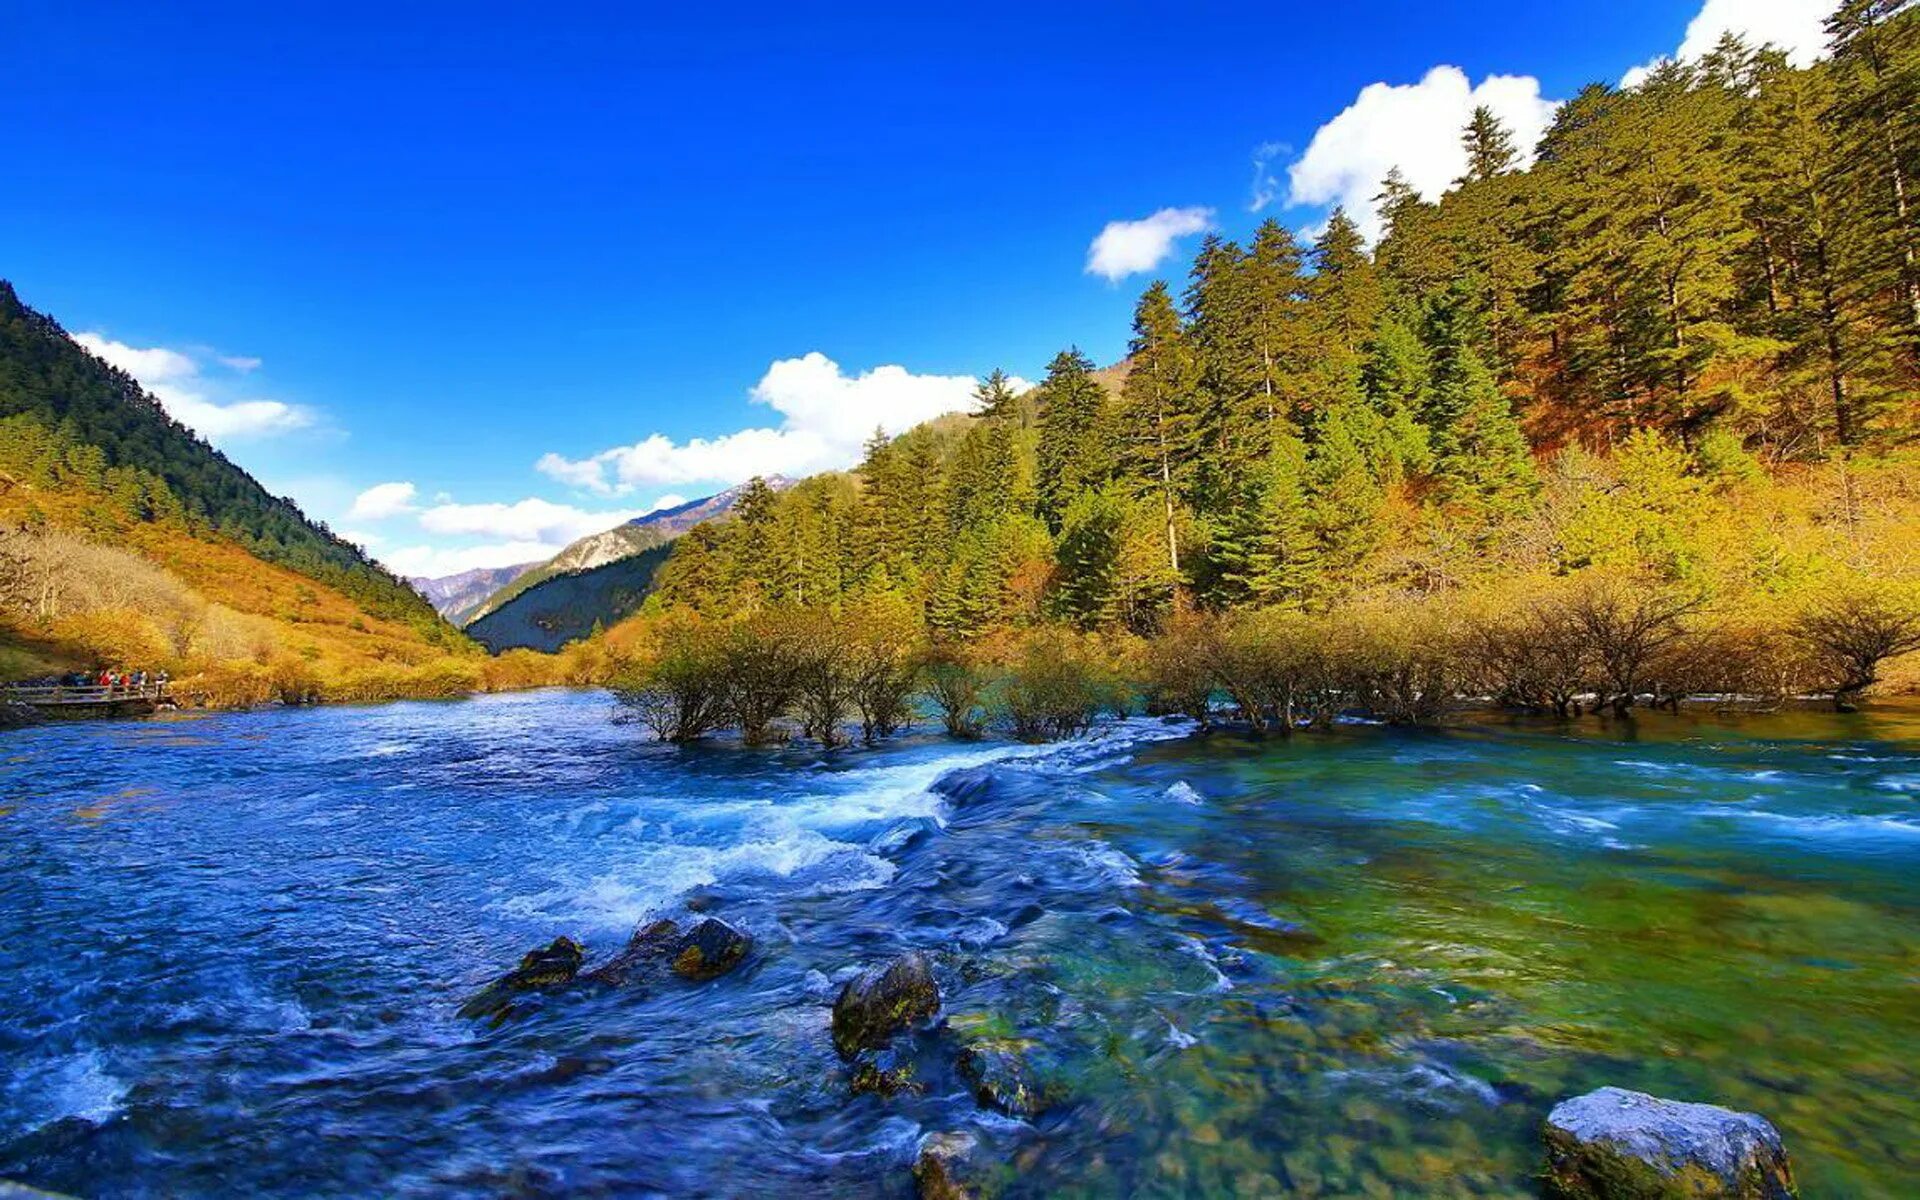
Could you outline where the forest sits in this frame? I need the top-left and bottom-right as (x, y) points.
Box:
(604, 8), (1920, 737)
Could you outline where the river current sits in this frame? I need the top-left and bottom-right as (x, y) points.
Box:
(2, 691), (1917, 1196)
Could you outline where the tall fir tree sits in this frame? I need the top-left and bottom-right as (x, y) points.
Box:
(1118, 281), (1201, 575)
(1033, 347), (1113, 531)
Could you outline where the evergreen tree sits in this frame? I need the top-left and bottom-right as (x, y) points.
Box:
(1423, 292), (1539, 525)
(1118, 281), (1201, 575)
(1034, 348), (1113, 530)
(1460, 104), (1520, 183)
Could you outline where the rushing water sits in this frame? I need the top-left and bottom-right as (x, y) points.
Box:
(2, 691), (1918, 1198)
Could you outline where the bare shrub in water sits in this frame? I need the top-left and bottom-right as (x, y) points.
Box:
(1336, 599), (1461, 725)
(1460, 585), (1594, 717)
(996, 630), (1120, 742)
(611, 616), (731, 743)
(920, 644), (990, 739)
(1141, 611), (1219, 726)
(845, 598), (920, 744)
(719, 613), (803, 745)
(1207, 609), (1315, 733)
(790, 610), (855, 748)
(1564, 573), (1701, 715)
(1792, 581), (1920, 711)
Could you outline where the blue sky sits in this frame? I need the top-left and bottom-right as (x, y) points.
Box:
(1, 0), (1828, 577)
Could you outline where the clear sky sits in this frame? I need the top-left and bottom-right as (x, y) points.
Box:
(1, 0), (1830, 577)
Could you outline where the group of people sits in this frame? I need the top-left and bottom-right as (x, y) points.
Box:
(46, 669), (169, 692)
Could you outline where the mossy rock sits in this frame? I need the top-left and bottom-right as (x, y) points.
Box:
(832, 952), (940, 1059)
(955, 1038), (1060, 1118)
(457, 937), (586, 1023)
(669, 917), (752, 981)
(914, 1131), (986, 1200)
(1542, 1088), (1796, 1199)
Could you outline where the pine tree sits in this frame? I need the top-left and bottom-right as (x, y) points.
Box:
(1307, 380), (1387, 585)
(1826, 0), (1920, 341)
(1034, 347), (1113, 530)
(1118, 281), (1200, 575)
(1459, 105), (1519, 184)
(1423, 292), (1538, 526)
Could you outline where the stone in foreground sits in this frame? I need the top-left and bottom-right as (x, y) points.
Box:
(457, 936), (586, 1023)
(913, 1131), (982, 1200)
(1543, 1087), (1796, 1199)
(831, 951), (940, 1058)
(956, 1038), (1055, 1117)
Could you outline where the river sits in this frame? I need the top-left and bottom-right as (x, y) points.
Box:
(2, 690), (1917, 1196)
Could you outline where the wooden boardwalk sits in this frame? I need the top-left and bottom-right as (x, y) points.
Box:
(0, 682), (174, 716)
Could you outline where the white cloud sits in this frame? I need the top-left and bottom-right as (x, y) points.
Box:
(1623, 0), (1830, 87)
(380, 540), (565, 579)
(1085, 207), (1215, 282)
(1248, 142), (1288, 212)
(1284, 66), (1559, 243)
(537, 353), (1030, 494)
(336, 528), (383, 548)
(73, 332), (312, 441)
(347, 481), (418, 521)
(417, 497), (649, 544)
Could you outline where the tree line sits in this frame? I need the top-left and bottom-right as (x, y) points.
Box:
(630, 5), (1919, 687)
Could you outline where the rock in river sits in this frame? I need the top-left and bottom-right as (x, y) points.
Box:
(584, 916), (752, 987)
(1543, 1087), (1796, 1199)
(831, 951), (940, 1058)
(912, 1131), (984, 1200)
(956, 1038), (1055, 1118)
(457, 937), (586, 1023)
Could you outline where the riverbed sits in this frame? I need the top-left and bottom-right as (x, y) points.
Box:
(2, 691), (1916, 1196)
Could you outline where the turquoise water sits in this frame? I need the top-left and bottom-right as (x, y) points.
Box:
(2, 692), (1917, 1196)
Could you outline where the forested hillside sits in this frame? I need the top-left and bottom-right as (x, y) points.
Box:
(636, 14), (1920, 636)
(590, 10), (1920, 729)
(0, 283), (491, 701)
(0, 282), (444, 631)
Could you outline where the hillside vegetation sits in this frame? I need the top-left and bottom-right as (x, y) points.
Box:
(594, 12), (1920, 734)
(0, 284), (507, 703)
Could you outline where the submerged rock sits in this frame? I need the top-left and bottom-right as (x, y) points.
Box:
(1543, 1087), (1796, 1199)
(832, 951), (940, 1058)
(956, 1038), (1055, 1117)
(584, 916), (751, 987)
(912, 1131), (983, 1200)
(457, 937), (586, 1023)
(848, 1046), (923, 1098)
(669, 916), (752, 981)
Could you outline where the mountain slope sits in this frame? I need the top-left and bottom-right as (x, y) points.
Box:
(465, 543), (675, 653)
(409, 561), (540, 625)
(0, 280), (443, 633)
(462, 477), (789, 635)
(0, 281), (477, 697)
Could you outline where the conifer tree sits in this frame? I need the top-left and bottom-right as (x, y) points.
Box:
(1423, 292), (1538, 524)
(1460, 105), (1520, 183)
(1118, 281), (1200, 575)
(1034, 348), (1113, 530)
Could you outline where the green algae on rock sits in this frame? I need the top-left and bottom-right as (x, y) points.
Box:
(457, 936), (586, 1023)
(1543, 1088), (1796, 1199)
(831, 951), (940, 1058)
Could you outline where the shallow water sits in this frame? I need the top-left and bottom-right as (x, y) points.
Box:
(2, 692), (1917, 1197)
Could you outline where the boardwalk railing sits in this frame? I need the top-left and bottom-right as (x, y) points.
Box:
(1, 682), (172, 707)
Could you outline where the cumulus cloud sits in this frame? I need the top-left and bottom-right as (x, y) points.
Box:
(380, 540), (566, 579)
(347, 481), (419, 521)
(72, 332), (312, 441)
(1283, 66), (1559, 244)
(1623, 0), (1830, 87)
(538, 353), (1031, 495)
(1085, 207), (1215, 282)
